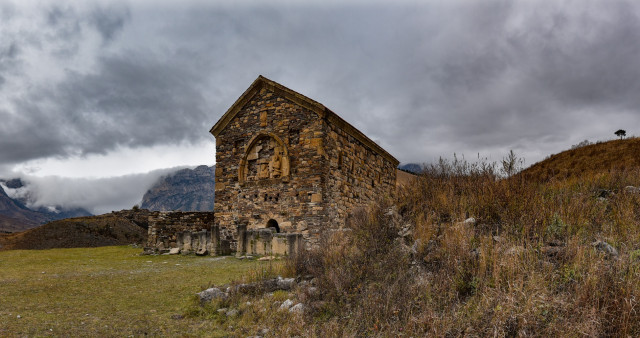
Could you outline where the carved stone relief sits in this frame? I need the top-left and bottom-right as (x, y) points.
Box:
(239, 134), (289, 183)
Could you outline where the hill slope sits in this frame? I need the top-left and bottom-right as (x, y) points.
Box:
(0, 210), (151, 251)
(521, 137), (640, 182)
(141, 165), (215, 211)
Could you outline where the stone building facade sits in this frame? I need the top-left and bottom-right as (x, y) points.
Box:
(210, 76), (399, 248)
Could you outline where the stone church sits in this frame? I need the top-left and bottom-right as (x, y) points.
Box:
(210, 75), (399, 248)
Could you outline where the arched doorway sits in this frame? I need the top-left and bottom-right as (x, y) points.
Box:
(266, 219), (280, 233)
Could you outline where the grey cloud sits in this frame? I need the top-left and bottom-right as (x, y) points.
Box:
(89, 4), (130, 43)
(3, 0), (640, 170)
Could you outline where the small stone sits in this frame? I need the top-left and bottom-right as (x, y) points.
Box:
(258, 256), (275, 261)
(170, 314), (184, 320)
(16, 315), (21, 319)
(463, 217), (476, 225)
(197, 287), (228, 304)
(280, 299), (294, 310)
(217, 308), (228, 314)
(169, 248), (180, 255)
(289, 303), (305, 314)
(592, 240), (619, 258)
(226, 309), (239, 317)
(276, 277), (296, 290)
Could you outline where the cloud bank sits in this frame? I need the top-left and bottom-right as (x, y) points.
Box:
(2, 167), (185, 215)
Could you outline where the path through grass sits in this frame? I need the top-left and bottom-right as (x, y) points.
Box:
(0, 246), (260, 337)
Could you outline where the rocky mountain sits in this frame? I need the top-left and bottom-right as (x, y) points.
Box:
(398, 163), (423, 174)
(0, 184), (47, 233)
(140, 165), (215, 211)
(0, 178), (92, 233)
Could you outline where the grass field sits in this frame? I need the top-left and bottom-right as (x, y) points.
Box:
(0, 246), (264, 337)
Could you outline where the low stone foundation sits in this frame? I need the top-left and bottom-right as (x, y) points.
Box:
(145, 211), (215, 254)
(236, 226), (303, 257)
(145, 211), (302, 257)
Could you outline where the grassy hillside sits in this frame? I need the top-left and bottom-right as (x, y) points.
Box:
(0, 246), (268, 337)
(521, 137), (640, 182)
(0, 214), (146, 251)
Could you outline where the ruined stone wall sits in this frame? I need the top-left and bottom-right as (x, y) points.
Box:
(214, 88), (330, 248)
(323, 120), (398, 227)
(145, 211), (215, 253)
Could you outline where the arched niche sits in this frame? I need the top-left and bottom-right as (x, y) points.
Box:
(238, 133), (290, 184)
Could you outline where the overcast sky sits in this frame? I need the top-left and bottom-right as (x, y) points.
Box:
(2, 0), (640, 212)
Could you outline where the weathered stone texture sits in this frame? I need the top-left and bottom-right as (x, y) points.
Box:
(145, 211), (215, 253)
(212, 76), (398, 248)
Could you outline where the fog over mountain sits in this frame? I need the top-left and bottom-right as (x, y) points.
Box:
(1, 167), (186, 215)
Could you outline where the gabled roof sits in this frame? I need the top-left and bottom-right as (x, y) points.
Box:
(210, 75), (398, 165)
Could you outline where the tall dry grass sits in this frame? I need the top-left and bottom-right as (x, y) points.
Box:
(293, 158), (640, 336)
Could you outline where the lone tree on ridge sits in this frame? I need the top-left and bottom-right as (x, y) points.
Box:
(615, 129), (626, 139)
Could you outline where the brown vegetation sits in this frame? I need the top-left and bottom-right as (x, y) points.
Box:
(0, 214), (146, 251)
(211, 140), (640, 336)
(289, 161), (639, 335)
(521, 137), (640, 182)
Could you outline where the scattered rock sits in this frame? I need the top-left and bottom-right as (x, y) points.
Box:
(197, 287), (228, 304)
(280, 299), (294, 310)
(217, 308), (228, 314)
(195, 248), (208, 256)
(259, 328), (270, 335)
(624, 186), (640, 194)
(170, 314), (183, 320)
(463, 217), (477, 225)
(289, 303), (305, 314)
(225, 309), (239, 317)
(592, 240), (618, 258)
(492, 236), (503, 243)
(307, 286), (319, 297)
(169, 248), (180, 255)
(276, 277), (296, 290)
(258, 256), (275, 261)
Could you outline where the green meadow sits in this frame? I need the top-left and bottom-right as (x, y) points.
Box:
(0, 246), (260, 337)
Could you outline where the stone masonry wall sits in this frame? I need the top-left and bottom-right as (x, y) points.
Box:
(214, 88), (330, 249)
(145, 211), (215, 253)
(323, 119), (398, 227)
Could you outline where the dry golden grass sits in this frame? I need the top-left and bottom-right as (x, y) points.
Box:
(522, 137), (640, 182)
(270, 153), (640, 336)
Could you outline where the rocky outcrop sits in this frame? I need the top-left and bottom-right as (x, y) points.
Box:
(140, 165), (215, 211)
